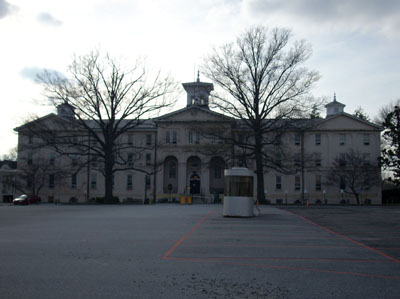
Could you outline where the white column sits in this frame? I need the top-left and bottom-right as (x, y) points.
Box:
(201, 159), (210, 196)
(178, 158), (187, 194)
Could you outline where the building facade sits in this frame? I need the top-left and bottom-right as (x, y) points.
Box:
(14, 79), (382, 204)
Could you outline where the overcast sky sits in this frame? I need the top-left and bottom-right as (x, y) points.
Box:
(1, 0), (399, 155)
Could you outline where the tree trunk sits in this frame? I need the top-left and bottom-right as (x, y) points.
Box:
(254, 131), (266, 204)
(104, 151), (114, 204)
(355, 193), (360, 205)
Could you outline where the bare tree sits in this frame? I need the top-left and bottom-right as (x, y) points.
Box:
(374, 99), (400, 124)
(31, 51), (177, 203)
(326, 150), (380, 204)
(353, 106), (370, 121)
(202, 26), (319, 203)
(15, 156), (71, 198)
(1, 146), (17, 161)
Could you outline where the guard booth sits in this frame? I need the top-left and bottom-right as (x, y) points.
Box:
(223, 167), (254, 217)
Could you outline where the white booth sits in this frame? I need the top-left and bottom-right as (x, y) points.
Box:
(223, 167), (255, 217)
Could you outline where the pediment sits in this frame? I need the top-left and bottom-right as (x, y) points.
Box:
(14, 113), (79, 132)
(313, 113), (382, 131)
(156, 106), (232, 123)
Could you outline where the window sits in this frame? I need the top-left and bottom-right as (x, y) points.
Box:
(146, 134), (152, 146)
(71, 174), (77, 189)
(340, 176), (346, 190)
(27, 152), (33, 165)
(295, 133), (301, 145)
(339, 134), (346, 145)
(214, 165), (222, 179)
(363, 134), (370, 145)
(276, 152), (282, 167)
(339, 153), (346, 167)
(49, 155), (55, 166)
(212, 134), (224, 144)
(276, 176), (282, 190)
(127, 174), (133, 190)
(49, 174), (55, 189)
(112, 175), (115, 188)
(146, 153), (151, 166)
(189, 131), (200, 144)
(315, 175), (321, 191)
(91, 154), (98, 167)
(28, 135), (33, 144)
(295, 176), (301, 191)
(315, 133), (321, 145)
(166, 131), (177, 144)
(72, 136), (78, 143)
(172, 131), (177, 144)
(92, 137), (98, 147)
(71, 155), (78, 166)
(145, 175), (151, 189)
(128, 135), (133, 145)
(315, 153), (321, 167)
(169, 161), (177, 178)
(274, 134), (281, 145)
(27, 178), (32, 188)
(127, 153), (133, 167)
(294, 153), (301, 167)
(363, 153), (371, 165)
(238, 134), (245, 144)
(91, 174), (97, 189)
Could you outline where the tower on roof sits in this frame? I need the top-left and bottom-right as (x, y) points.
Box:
(182, 72), (214, 108)
(325, 93), (345, 117)
(57, 102), (75, 120)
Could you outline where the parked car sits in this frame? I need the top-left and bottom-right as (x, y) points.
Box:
(13, 194), (41, 205)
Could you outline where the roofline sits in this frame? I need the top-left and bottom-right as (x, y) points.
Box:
(314, 112), (383, 131)
(154, 105), (234, 122)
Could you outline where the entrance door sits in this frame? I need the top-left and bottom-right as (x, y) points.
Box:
(190, 172), (201, 194)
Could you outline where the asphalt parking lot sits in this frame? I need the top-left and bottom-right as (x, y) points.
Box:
(0, 204), (399, 298)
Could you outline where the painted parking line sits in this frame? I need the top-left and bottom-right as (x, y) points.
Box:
(165, 257), (400, 281)
(286, 210), (400, 264)
(163, 209), (216, 259)
(163, 207), (400, 280)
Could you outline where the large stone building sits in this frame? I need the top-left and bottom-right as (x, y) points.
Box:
(14, 78), (382, 204)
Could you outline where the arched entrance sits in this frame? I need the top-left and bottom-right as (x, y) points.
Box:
(163, 156), (178, 193)
(190, 172), (201, 194)
(187, 156), (201, 194)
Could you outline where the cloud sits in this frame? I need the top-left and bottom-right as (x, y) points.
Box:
(0, 0), (17, 19)
(20, 67), (65, 82)
(243, 0), (400, 37)
(37, 12), (63, 26)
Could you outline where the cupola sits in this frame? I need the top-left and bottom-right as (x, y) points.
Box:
(57, 102), (75, 120)
(182, 71), (214, 108)
(325, 93), (345, 117)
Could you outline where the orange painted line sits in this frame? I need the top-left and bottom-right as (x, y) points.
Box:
(166, 256), (392, 263)
(163, 210), (215, 259)
(165, 257), (400, 280)
(285, 210), (400, 264)
(182, 242), (360, 249)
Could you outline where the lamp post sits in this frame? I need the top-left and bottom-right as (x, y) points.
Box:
(340, 189), (344, 204)
(323, 189), (327, 205)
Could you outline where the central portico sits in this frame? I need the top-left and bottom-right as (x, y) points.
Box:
(155, 76), (230, 199)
